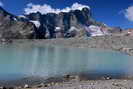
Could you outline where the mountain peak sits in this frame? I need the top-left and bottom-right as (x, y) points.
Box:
(24, 3), (90, 15)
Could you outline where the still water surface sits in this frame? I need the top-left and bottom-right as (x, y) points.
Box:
(0, 45), (133, 80)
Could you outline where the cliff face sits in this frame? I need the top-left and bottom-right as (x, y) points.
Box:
(25, 7), (105, 39)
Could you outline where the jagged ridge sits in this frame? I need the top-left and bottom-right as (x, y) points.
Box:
(24, 7), (105, 38)
(0, 6), (122, 39)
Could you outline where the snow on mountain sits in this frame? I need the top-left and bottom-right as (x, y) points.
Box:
(18, 15), (27, 18)
(30, 20), (40, 28)
(85, 25), (109, 36)
(55, 27), (61, 31)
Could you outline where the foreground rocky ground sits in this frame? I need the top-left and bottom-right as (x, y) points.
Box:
(31, 80), (133, 89)
(3, 79), (133, 89)
(1, 75), (133, 89)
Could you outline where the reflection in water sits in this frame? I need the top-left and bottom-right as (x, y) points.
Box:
(0, 45), (133, 80)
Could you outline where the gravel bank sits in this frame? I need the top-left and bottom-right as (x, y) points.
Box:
(11, 35), (133, 56)
(34, 79), (133, 89)
(5, 79), (133, 89)
(2, 75), (133, 89)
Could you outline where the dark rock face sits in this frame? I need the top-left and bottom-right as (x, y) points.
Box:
(0, 7), (36, 39)
(25, 8), (104, 39)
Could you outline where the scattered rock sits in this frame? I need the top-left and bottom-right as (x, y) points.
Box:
(44, 84), (48, 87)
(64, 75), (71, 79)
(112, 83), (123, 87)
(8, 87), (14, 89)
(2, 87), (6, 89)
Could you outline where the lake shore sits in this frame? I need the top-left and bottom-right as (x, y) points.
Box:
(10, 35), (133, 56)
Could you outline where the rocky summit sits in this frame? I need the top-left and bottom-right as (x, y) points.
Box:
(0, 6), (124, 39)
(24, 7), (106, 39)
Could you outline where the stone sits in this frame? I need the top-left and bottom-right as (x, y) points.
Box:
(2, 87), (6, 89)
(8, 87), (14, 89)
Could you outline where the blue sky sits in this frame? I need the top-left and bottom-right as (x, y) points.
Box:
(0, 0), (133, 29)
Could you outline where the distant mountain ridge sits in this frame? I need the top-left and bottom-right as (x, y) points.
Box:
(0, 6), (124, 39)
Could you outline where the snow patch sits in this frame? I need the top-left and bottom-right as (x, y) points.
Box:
(69, 26), (78, 32)
(55, 27), (61, 31)
(13, 17), (17, 21)
(85, 25), (107, 36)
(18, 15), (27, 18)
(30, 20), (40, 28)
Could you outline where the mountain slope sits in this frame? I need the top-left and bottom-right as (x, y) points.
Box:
(0, 7), (36, 39)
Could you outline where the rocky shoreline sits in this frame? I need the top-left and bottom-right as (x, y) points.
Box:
(29, 79), (133, 89)
(9, 35), (133, 56)
(2, 75), (133, 89)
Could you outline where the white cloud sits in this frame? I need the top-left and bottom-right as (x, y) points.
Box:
(0, 1), (3, 7)
(24, 2), (90, 14)
(124, 6), (133, 22)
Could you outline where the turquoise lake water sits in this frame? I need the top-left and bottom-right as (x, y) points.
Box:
(0, 45), (133, 80)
